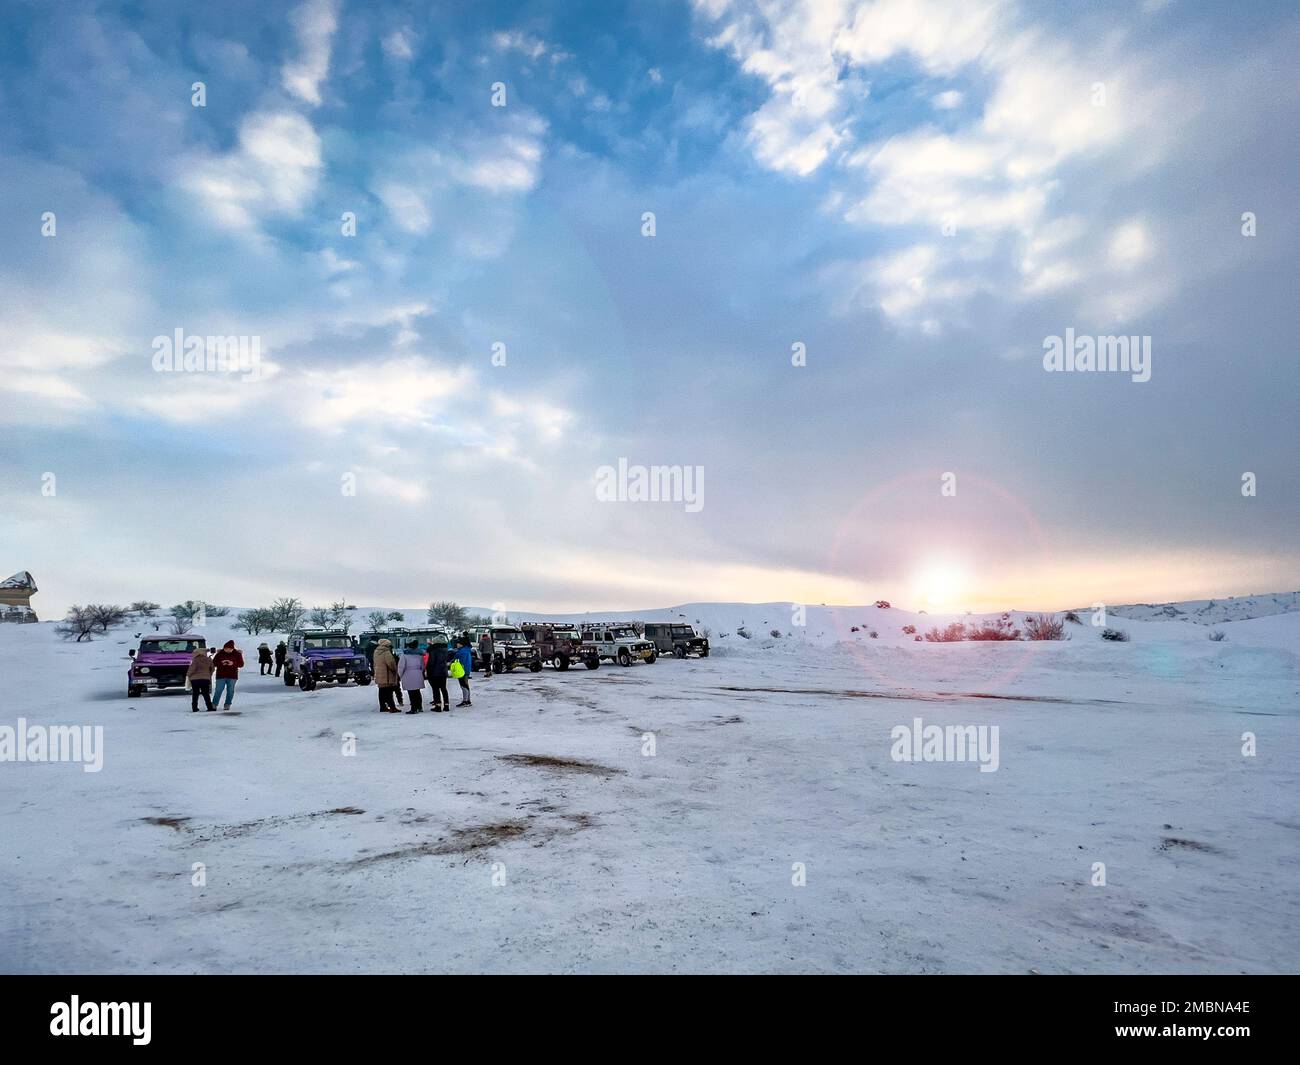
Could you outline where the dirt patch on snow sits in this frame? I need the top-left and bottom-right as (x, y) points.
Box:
(496, 753), (625, 777)
(141, 816), (191, 832)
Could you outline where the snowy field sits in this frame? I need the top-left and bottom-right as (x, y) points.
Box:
(1, 602), (1298, 974)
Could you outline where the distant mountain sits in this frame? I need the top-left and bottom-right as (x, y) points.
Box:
(1098, 591), (1300, 626)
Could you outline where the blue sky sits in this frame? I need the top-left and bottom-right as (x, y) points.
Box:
(2, 0), (1298, 616)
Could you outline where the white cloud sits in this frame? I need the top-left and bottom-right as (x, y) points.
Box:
(282, 0), (339, 106)
(382, 28), (415, 62)
(933, 90), (963, 109)
(180, 111), (323, 232)
(1108, 219), (1154, 270)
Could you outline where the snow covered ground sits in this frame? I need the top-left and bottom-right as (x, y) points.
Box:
(1, 601), (1298, 974)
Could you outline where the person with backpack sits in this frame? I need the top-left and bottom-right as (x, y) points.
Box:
(398, 640), (426, 714)
(257, 642), (273, 675)
(372, 638), (400, 713)
(274, 640), (287, 677)
(426, 640), (450, 712)
(186, 646), (215, 712)
(451, 637), (473, 707)
(211, 640), (244, 710)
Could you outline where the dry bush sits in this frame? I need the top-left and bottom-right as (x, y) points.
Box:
(1023, 613), (1065, 640)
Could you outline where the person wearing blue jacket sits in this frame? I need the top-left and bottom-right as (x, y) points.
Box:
(452, 637), (473, 707)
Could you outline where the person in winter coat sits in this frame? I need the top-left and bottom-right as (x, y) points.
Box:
(274, 641), (287, 677)
(257, 642), (273, 675)
(372, 638), (400, 713)
(186, 646), (216, 712)
(398, 640), (426, 714)
(211, 641), (244, 710)
(452, 637), (473, 707)
(425, 641), (450, 712)
(478, 629), (494, 680)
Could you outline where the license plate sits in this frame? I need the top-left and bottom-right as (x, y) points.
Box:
(335, 668), (346, 674)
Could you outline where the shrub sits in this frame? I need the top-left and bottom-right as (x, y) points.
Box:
(924, 622), (966, 643)
(737, 626), (752, 639)
(850, 625), (860, 633)
(770, 629), (782, 638)
(901, 624), (916, 635)
(914, 635), (922, 642)
(874, 600), (891, 609)
(1208, 629), (1227, 642)
(1023, 613), (1065, 640)
(1100, 628), (1129, 642)
(868, 630), (878, 639)
(1063, 610), (1082, 624)
(966, 614), (1020, 641)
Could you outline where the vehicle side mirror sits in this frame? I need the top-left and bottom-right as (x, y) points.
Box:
(128, 649), (136, 658)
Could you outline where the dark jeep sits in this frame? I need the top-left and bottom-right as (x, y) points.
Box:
(519, 622), (600, 670)
(644, 622), (710, 658)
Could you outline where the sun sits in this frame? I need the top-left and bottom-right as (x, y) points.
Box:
(915, 560), (970, 611)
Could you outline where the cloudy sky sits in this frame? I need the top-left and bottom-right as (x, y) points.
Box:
(2, 0), (1298, 617)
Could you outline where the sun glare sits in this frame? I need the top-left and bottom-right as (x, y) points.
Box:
(915, 560), (970, 611)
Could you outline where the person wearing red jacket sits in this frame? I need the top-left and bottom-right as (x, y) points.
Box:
(211, 640), (244, 710)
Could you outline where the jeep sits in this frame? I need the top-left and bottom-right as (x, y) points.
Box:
(471, 624), (543, 673)
(581, 624), (658, 666)
(127, 635), (207, 697)
(644, 622), (710, 658)
(357, 626), (449, 665)
(519, 622), (600, 670)
(283, 629), (372, 690)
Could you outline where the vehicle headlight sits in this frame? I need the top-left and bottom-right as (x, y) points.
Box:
(137, 667), (150, 674)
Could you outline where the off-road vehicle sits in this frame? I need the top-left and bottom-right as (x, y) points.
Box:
(519, 622), (600, 670)
(357, 627), (450, 664)
(644, 622), (710, 658)
(283, 629), (372, 690)
(581, 624), (658, 666)
(471, 624), (543, 673)
(127, 635), (207, 697)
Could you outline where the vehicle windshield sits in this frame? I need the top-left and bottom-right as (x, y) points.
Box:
(614, 629), (636, 639)
(303, 636), (353, 649)
(139, 639), (204, 654)
(672, 626), (697, 636)
(555, 631), (580, 640)
(491, 628), (521, 640)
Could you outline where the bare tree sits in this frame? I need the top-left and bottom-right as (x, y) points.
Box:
(428, 601), (468, 628)
(55, 606), (99, 642)
(129, 600), (160, 617)
(269, 597), (305, 631)
(367, 610), (390, 630)
(87, 604), (128, 633)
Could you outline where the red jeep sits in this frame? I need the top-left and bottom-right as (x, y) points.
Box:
(519, 622), (600, 671)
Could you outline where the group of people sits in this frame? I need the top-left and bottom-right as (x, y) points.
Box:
(184, 640), (245, 712)
(181, 634), (491, 715)
(370, 636), (478, 714)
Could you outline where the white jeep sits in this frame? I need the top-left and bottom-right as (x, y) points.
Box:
(581, 624), (658, 666)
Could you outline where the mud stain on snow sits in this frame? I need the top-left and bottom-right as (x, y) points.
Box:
(141, 816), (191, 832)
(345, 812), (595, 867)
(496, 753), (625, 777)
(1158, 836), (1224, 855)
(712, 685), (1098, 705)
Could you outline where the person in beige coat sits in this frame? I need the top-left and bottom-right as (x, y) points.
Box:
(372, 638), (400, 713)
(186, 647), (216, 713)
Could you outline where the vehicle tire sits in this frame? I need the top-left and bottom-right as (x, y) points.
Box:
(674, 644), (687, 659)
(585, 656), (599, 670)
(493, 655), (506, 674)
(283, 669), (295, 686)
(356, 674), (372, 686)
(618, 649), (631, 667)
(647, 651), (657, 664)
(127, 686), (142, 698)
(556, 654), (570, 671)
(701, 648), (709, 657)
(529, 660), (543, 673)
(298, 673), (313, 691)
